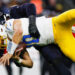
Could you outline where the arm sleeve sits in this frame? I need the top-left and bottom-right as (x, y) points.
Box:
(7, 39), (18, 54)
(7, 39), (12, 53)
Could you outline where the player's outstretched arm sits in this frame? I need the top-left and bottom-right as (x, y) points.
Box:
(20, 51), (33, 68)
(13, 51), (33, 68)
(12, 43), (33, 68)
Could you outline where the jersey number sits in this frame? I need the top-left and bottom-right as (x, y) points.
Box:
(23, 35), (39, 47)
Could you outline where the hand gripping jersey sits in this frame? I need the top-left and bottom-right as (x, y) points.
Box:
(6, 16), (54, 48)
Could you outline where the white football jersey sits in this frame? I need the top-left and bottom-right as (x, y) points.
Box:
(5, 16), (54, 47)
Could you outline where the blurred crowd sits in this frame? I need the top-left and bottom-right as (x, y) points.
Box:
(2, 0), (75, 15)
(1, 0), (75, 16)
(0, 0), (75, 75)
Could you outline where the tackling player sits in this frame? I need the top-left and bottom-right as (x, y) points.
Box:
(0, 0), (40, 38)
(1, 9), (75, 64)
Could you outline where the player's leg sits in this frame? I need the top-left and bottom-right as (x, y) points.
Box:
(52, 9), (75, 61)
(20, 3), (40, 38)
(37, 44), (71, 75)
(5, 62), (12, 75)
(19, 66), (23, 75)
(42, 60), (58, 75)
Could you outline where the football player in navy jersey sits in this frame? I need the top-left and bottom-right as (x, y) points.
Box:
(0, 1), (40, 38)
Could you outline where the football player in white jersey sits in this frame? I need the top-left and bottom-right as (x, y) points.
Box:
(1, 9), (75, 66)
(0, 16), (54, 65)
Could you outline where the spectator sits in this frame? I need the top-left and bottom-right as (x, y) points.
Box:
(43, 0), (57, 16)
(43, 0), (56, 11)
(57, 0), (75, 11)
(30, 0), (43, 16)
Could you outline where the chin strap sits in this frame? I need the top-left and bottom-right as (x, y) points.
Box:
(29, 15), (40, 38)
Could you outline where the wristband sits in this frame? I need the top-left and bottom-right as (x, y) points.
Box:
(8, 42), (18, 54)
(19, 58), (23, 63)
